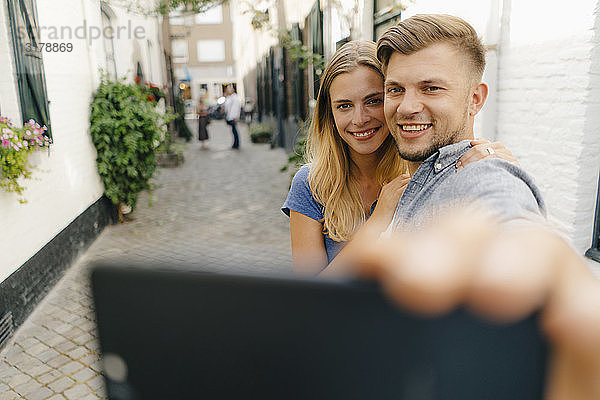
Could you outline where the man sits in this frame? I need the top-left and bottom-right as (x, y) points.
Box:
(377, 14), (544, 229)
(224, 85), (241, 149)
(351, 14), (600, 399)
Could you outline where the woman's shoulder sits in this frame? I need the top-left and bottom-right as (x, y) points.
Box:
(292, 164), (312, 182)
(288, 164), (319, 200)
(283, 164), (323, 218)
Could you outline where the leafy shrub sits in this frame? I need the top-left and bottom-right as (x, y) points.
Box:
(89, 78), (167, 213)
(249, 123), (273, 143)
(0, 117), (52, 202)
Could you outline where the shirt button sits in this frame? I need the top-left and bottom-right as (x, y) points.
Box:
(434, 163), (442, 172)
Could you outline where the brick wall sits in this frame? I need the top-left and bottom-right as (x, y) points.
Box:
(496, 0), (600, 257)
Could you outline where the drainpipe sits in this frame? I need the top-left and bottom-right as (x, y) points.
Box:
(481, 0), (506, 141)
(274, 0), (286, 149)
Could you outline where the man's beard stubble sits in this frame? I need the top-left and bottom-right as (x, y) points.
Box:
(392, 112), (469, 163)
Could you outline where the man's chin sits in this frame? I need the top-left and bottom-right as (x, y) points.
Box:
(396, 147), (438, 163)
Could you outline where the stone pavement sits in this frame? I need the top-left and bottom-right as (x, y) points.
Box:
(0, 120), (294, 399)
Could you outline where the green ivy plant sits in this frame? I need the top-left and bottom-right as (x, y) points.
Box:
(280, 119), (309, 186)
(0, 117), (52, 203)
(278, 31), (325, 72)
(90, 78), (170, 219)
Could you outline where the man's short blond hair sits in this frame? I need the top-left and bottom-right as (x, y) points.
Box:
(377, 14), (486, 82)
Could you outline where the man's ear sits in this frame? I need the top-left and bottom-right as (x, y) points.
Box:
(469, 82), (488, 116)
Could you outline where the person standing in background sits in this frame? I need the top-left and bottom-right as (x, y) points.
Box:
(224, 85), (241, 149)
(196, 98), (210, 150)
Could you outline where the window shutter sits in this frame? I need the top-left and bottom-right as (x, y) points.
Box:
(7, 0), (52, 136)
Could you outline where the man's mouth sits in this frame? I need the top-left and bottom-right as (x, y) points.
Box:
(348, 127), (379, 139)
(398, 123), (432, 138)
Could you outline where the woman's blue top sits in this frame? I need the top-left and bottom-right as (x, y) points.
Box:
(282, 165), (376, 267)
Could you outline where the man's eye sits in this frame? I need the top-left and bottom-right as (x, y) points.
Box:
(366, 98), (383, 105)
(387, 87), (404, 94)
(336, 103), (352, 110)
(425, 86), (442, 92)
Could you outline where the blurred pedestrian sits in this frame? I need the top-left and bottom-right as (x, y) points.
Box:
(224, 85), (241, 149)
(196, 98), (210, 149)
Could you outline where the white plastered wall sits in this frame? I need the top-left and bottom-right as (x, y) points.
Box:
(0, 0), (104, 282)
(0, 0), (167, 283)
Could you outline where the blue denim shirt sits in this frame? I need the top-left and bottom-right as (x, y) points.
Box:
(389, 140), (546, 231)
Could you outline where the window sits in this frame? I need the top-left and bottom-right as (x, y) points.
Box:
(586, 177), (600, 262)
(195, 5), (223, 24)
(373, 0), (402, 41)
(6, 0), (51, 136)
(171, 40), (188, 64)
(146, 40), (154, 82)
(197, 40), (225, 62)
(169, 10), (184, 26)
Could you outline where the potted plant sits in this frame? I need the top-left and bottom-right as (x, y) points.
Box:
(249, 123), (273, 143)
(0, 117), (52, 203)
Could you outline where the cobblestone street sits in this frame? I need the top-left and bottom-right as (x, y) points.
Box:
(0, 120), (294, 399)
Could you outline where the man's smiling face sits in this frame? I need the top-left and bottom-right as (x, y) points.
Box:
(384, 42), (478, 163)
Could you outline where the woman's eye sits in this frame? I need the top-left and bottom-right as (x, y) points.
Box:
(336, 103), (352, 110)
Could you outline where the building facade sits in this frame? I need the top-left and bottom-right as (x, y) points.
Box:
(169, 3), (237, 110)
(0, 0), (166, 345)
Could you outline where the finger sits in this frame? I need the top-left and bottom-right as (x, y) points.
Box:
(359, 209), (497, 316)
(543, 259), (600, 354)
(466, 227), (558, 323)
(458, 145), (490, 166)
(543, 264), (600, 400)
(352, 232), (403, 279)
(470, 137), (490, 146)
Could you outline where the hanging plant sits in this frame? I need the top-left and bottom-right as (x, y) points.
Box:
(0, 117), (52, 203)
(89, 77), (170, 220)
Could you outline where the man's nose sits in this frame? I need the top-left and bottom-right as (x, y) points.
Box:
(396, 91), (424, 116)
(352, 105), (370, 126)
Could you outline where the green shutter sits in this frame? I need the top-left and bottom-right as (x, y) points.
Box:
(7, 0), (52, 136)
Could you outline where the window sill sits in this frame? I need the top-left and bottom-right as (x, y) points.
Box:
(585, 247), (600, 263)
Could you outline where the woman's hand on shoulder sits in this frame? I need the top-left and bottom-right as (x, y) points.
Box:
(371, 174), (411, 224)
(456, 138), (519, 171)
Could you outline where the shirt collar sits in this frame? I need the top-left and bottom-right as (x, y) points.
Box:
(435, 140), (472, 169)
(410, 140), (472, 184)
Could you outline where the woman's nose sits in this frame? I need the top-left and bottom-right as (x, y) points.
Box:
(352, 105), (370, 126)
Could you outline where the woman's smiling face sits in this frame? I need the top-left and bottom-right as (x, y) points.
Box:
(330, 66), (390, 158)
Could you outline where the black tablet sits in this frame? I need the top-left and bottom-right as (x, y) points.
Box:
(91, 263), (548, 400)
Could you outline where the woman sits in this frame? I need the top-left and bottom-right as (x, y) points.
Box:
(282, 41), (517, 276)
(197, 98), (210, 149)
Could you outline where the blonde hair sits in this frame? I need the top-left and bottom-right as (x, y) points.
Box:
(377, 14), (486, 82)
(305, 41), (407, 242)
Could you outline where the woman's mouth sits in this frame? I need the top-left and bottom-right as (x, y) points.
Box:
(398, 123), (432, 138)
(348, 127), (380, 140)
